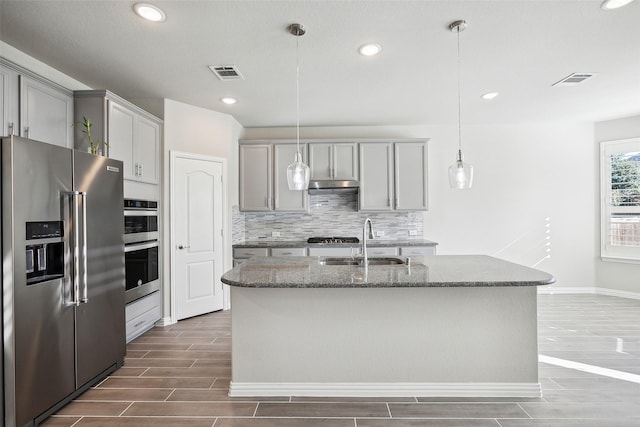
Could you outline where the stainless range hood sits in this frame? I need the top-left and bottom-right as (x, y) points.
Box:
(307, 179), (359, 194)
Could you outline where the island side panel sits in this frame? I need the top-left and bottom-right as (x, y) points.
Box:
(230, 286), (539, 395)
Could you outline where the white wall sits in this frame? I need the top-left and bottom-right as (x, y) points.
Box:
(595, 114), (640, 294)
(163, 99), (242, 318)
(243, 122), (596, 288)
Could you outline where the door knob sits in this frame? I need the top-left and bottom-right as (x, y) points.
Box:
(177, 245), (190, 250)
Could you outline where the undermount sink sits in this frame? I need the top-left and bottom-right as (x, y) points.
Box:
(318, 256), (407, 266)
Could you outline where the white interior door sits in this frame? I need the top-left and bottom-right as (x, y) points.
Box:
(173, 153), (224, 320)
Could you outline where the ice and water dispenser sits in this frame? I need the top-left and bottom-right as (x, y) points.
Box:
(25, 221), (64, 285)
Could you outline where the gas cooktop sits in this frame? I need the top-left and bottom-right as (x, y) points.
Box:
(307, 237), (360, 244)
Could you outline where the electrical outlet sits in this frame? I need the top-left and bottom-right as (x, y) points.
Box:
(271, 231), (281, 237)
(375, 231), (385, 237)
(409, 230), (418, 236)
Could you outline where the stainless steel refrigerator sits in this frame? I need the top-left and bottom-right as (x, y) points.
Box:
(1, 136), (126, 427)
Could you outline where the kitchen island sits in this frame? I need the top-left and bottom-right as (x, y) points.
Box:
(221, 255), (554, 398)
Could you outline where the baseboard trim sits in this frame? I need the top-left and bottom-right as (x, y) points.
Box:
(538, 286), (640, 300)
(228, 382), (542, 398)
(155, 316), (175, 327)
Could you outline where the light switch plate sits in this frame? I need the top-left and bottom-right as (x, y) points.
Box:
(272, 231), (281, 237)
(409, 230), (418, 236)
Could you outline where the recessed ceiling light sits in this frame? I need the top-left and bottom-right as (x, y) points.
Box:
(220, 97), (237, 105)
(358, 43), (382, 57)
(133, 3), (166, 22)
(481, 92), (499, 100)
(600, 0), (636, 10)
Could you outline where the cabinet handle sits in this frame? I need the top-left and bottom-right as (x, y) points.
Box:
(177, 245), (190, 250)
(135, 163), (139, 176)
(24, 127), (30, 138)
(8, 122), (14, 136)
(387, 198), (391, 207)
(395, 197), (398, 208)
(139, 163), (143, 177)
(264, 197), (269, 208)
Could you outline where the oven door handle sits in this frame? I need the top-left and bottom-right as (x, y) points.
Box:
(125, 240), (159, 253)
(124, 210), (158, 217)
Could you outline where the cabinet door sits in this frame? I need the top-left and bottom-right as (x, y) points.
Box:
(309, 143), (332, 180)
(135, 116), (160, 184)
(333, 143), (358, 180)
(395, 142), (428, 210)
(273, 144), (308, 211)
(107, 101), (135, 180)
(19, 75), (73, 147)
(359, 143), (394, 211)
(0, 64), (18, 137)
(239, 144), (272, 211)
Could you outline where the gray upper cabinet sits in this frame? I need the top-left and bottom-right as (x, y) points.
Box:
(74, 90), (162, 185)
(309, 143), (358, 181)
(239, 143), (308, 212)
(360, 140), (428, 212)
(1, 59), (73, 148)
(395, 141), (428, 210)
(0, 63), (18, 138)
(239, 144), (272, 211)
(359, 143), (394, 211)
(273, 144), (308, 211)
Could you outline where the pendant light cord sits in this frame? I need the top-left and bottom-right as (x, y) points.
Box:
(296, 29), (301, 156)
(456, 26), (463, 163)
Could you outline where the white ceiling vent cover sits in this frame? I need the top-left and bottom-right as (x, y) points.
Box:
(208, 65), (244, 81)
(552, 73), (597, 87)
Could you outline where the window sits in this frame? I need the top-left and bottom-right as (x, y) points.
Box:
(601, 138), (640, 262)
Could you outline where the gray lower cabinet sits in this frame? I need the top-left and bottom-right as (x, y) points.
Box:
(399, 246), (436, 256)
(271, 247), (307, 256)
(125, 291), (161, 343)
(1, 58), (73, 148)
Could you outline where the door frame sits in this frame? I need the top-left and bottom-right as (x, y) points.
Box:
(169, 150), (229, 325)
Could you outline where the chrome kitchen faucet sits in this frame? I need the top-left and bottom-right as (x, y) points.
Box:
(362, 218), (374, 267)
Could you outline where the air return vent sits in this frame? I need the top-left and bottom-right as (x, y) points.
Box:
(552, 73), (597, 87)
(208, 65), (244, 81)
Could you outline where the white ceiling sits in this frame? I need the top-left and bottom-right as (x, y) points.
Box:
(1, 0), (639, 128)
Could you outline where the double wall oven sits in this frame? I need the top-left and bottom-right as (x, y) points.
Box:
(124, 199), (160, 304)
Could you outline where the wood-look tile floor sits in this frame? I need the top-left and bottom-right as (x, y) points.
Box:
(43, 294), (640, 427)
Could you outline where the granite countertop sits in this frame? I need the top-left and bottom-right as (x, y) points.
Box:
(221, 255), (555, 289)
(233, 239), (438, 248)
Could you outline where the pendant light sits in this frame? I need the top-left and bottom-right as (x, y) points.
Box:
(448, 19), (474, 190)
(286, 23), (311, 191)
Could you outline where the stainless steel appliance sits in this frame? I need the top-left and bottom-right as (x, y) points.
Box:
(123, 198), (160, 304)
(307, 236), (360, 244)
(1, 136), (125, 427)
(125, 239), (160, 304)
(124, 199), (159, 244)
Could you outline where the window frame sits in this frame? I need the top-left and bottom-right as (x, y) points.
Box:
(601, 137), (640, 263)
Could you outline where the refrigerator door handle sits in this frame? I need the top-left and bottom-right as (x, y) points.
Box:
(68, 191), (81, 306)
(80, 191), (89, 304)
(67, 191), (88, 305)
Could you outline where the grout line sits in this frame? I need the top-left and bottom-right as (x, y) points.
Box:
(539, 354), (640, 384)
(495, 418), (504, 427)
(353, 417), (358, 427)
(385, 402), (392, 418)
(516, 402), (533, 419)
(252, 402), (260, 417)
(165, 389), (177, 401)
(118, 402), (135, 416)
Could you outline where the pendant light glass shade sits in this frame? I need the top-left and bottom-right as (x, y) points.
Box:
(448, 19), (473, 190)
(448, 150), (474, 189)
(287, 23), (310, 191)
(287, 152), (310, 190)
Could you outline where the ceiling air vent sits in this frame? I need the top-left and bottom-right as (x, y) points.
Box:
(552, 73), (597, 87)
(208, 65), (244, 81)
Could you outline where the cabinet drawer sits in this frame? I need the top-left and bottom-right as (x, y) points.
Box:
(308, 247), (355, 257)
(271, 247), (307, 256)
(126, 291), (161, 343)
(399, 246), (436, 256)
(233, 247), (270, 259)
(367, 247), (398, 256)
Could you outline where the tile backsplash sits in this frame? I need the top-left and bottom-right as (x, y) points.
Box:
(232, 193), (424, 243)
